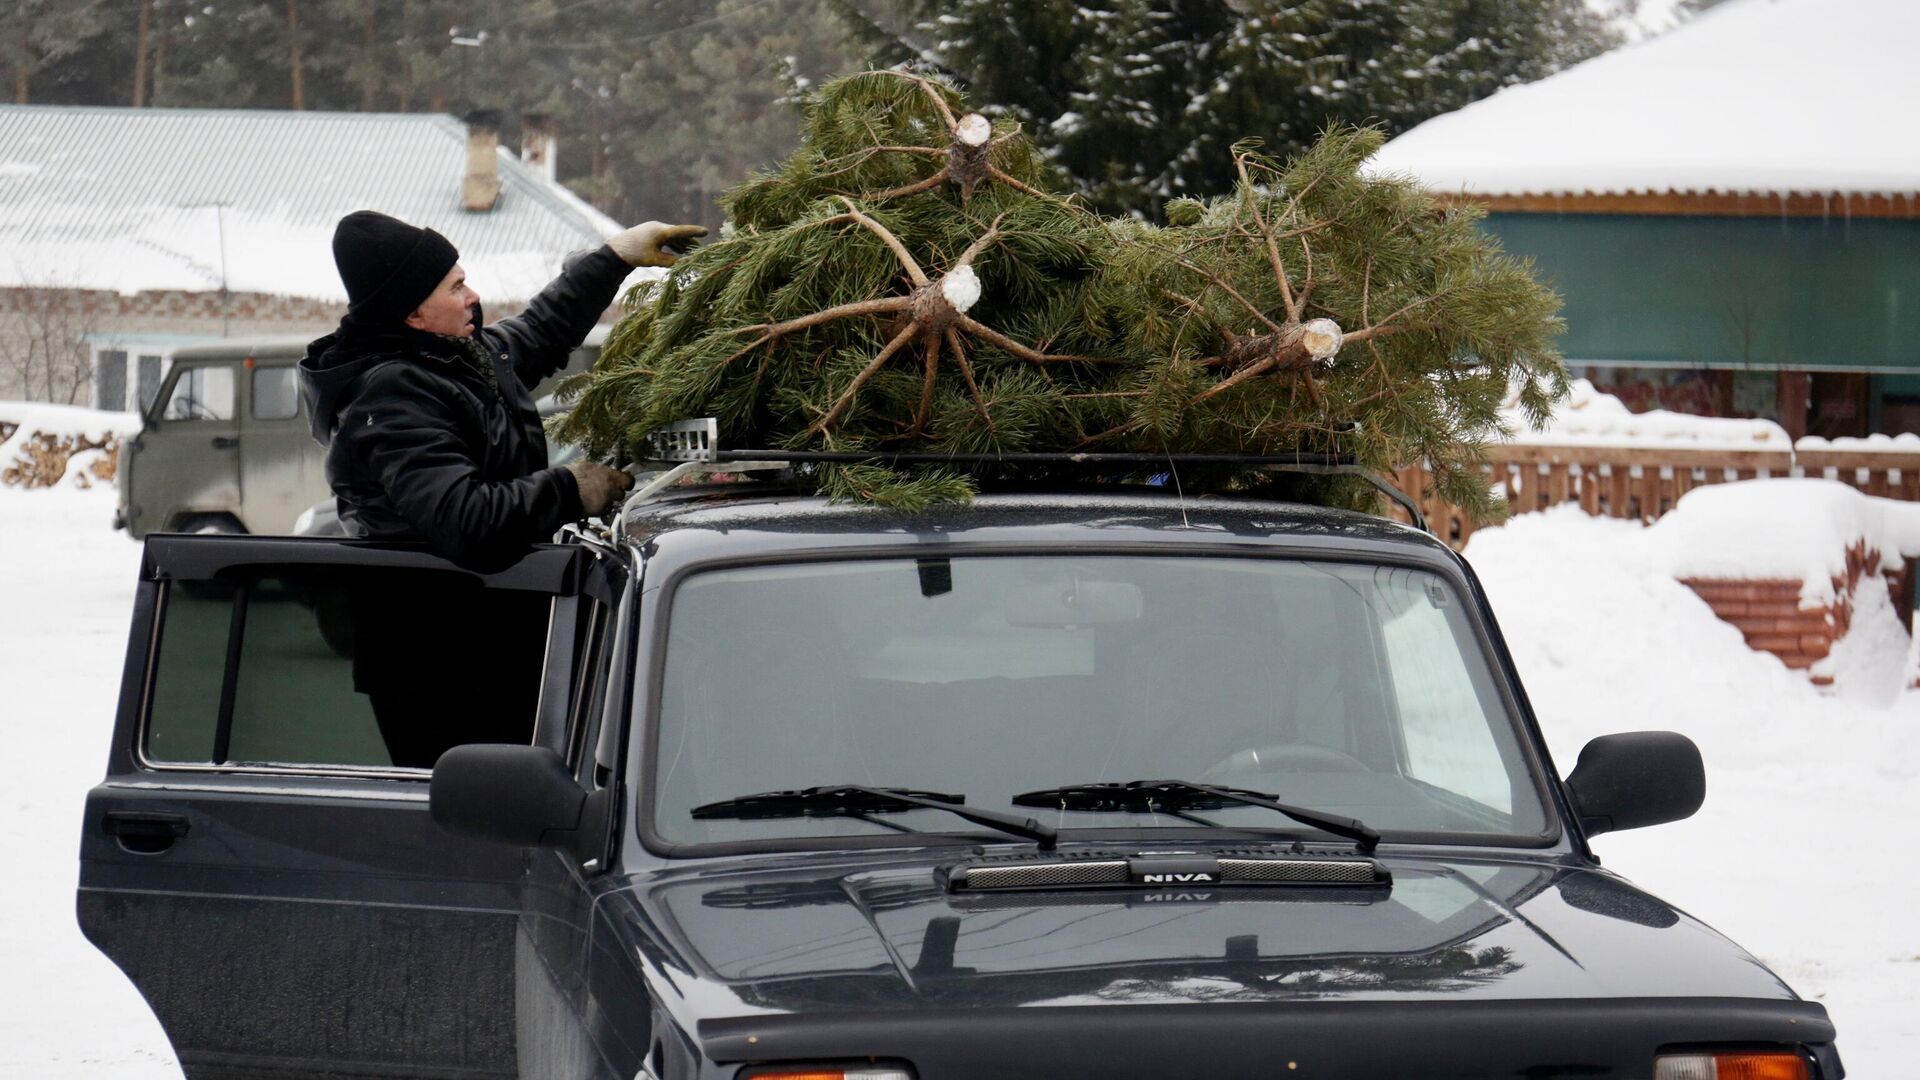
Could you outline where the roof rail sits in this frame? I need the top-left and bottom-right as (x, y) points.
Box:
(617, 419), (1426, 534)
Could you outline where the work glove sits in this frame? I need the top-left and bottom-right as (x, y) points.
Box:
(566, 462), (635, 517)
(607, 221), (708, 268)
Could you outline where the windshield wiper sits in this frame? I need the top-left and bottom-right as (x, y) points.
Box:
(692, 785), (1058, 850)
(1012, 779), (1379, 853)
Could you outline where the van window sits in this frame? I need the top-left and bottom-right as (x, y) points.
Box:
(161, 365), (235, 422)
(146, 565), (552, 771)
(252, 366), (299, 421)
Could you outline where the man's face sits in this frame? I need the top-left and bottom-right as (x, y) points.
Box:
(405, 264), (481, 337)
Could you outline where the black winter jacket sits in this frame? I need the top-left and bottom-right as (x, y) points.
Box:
(299, 245), (630, 572)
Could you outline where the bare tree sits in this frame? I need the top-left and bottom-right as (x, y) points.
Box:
(0, 281), (103, 406)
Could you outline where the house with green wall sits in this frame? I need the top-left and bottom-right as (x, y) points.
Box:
(1371, 0), (1918, 440)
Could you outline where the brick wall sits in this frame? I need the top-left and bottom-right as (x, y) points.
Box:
(1682, 540), (1913, 689)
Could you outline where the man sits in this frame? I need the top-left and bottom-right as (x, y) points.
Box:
(300, 209), (703, 571)
(298, 210), (703, 766)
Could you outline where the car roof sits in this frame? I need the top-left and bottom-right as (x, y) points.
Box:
(620, 486), (1452, 564)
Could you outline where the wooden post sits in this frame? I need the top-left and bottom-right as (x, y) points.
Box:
(1778, 371), (1810, 441)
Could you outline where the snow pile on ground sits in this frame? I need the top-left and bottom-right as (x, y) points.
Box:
(0, 401), (139, 489)
(1371, 0), (1920, 196)
(1467, 507), (1920, 1077)
(1646, 478), (1920, 595)
(0, 486), (180, 1078)
(1502, 378), (1792, 448)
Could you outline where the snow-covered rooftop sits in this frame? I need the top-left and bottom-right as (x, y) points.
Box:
(1370, 0), (1920, 198)
(0, 106), (623, 302)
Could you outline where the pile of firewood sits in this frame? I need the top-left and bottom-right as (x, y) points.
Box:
(2, 431), (118, 489)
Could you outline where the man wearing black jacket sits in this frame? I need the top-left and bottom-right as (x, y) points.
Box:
(298, 209), (703, 765)
(301, 210), (703, 571)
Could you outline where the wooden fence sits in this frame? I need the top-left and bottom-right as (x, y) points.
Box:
(1394, 444), (1920, 548)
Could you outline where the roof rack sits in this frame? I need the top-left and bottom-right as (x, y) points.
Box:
(620, 417), (1426, 533)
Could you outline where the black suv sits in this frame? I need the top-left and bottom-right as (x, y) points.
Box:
(77, 455), (1843, 1080)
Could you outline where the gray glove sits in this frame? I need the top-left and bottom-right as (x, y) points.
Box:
(606, 221), (708, 268)
(566, 462), (635, 516)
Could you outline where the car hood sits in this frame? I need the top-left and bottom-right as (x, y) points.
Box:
(601, 849), (1801, 1021)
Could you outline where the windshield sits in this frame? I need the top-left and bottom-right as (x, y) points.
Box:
(650, 555), (1548, 847)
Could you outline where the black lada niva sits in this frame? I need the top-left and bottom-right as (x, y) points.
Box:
(77, 461), (1843, 1080)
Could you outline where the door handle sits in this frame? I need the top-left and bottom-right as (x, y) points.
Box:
(104, 811), (190, 854)
(210, 435), (239, 450)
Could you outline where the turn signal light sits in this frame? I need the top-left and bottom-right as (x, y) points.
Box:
(1654, 1051), (1810, 1080)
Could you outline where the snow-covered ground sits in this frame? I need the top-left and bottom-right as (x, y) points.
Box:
(1468, 506), (1920, 1078)
(1, 480), (1914, 1076)
(0, 487), (180, 1078)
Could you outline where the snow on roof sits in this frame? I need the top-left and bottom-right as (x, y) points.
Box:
(1369, 0), (1920, 198)
(1500, 378), (1793, 449)
(0, 106), (623, 303)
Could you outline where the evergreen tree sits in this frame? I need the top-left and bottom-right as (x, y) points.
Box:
(853, 0), (1622, 217)
(0, 0), (106, 104)
(556, 72), (1566, 515)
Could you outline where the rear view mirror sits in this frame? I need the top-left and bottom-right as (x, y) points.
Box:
(1564, 731), (1704, 837)
(1003, 579), (1143, 627)
(431, 745), (585, 847)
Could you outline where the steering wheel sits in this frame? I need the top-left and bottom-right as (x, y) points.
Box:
(1197, 742), (1370, 783)
(168, 396), (219, 421)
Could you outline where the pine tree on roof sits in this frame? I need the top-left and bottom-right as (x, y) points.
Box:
(555, 69), (1565, 517)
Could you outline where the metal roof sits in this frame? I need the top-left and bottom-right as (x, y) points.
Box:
(0, 105), (623, 301)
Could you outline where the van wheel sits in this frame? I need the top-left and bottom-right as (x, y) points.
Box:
(175, 513), (247, 535)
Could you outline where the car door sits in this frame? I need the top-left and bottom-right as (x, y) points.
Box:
(77, 533), (618, 1080)
(125, 361), (241, 535)
(238, 359), (329, 534)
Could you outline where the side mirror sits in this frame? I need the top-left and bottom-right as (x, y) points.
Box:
(431, 744), (586, 847)
(1564, 731), (1705, 838)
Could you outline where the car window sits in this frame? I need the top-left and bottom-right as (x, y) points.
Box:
(651, 556), (1547, 847)
(160, 365), (235, 422)
(1375, 566), (1520, 813)
(251, 365), (299, 421)
(568, 600), (615, 787)
(145, 565), (551, 771)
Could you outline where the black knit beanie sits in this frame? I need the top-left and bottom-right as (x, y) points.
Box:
(331, 210), (460, 328)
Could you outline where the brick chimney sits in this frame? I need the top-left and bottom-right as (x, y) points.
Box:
(462, 109), (503, 212)
(521, 113), (557, 185)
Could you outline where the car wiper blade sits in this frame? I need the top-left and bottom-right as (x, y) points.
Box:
(692, 785), (1058, 850)
(1012, 779), (1379, 853)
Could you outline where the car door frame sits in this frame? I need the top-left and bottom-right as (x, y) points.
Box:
(78, 533), (625, 1080)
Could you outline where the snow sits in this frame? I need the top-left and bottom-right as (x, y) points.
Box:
(1646, 479), (1920, 592)
(2, 203), (597, 308)
(0, 401), (140, 488)
(1504, 378), (1792, 449)
(1799, 433), (1920, 453)
(941, 263), (983, 313)
(1466, 507), (1920, 1078)
(0, 487), (180, 1078)
(1369, 0), (1920, 197)
(1591, 0), (1690, 42)
(3, 463), (1917, 1076)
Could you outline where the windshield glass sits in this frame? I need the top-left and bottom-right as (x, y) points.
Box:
(651, 555), (1548, 846)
